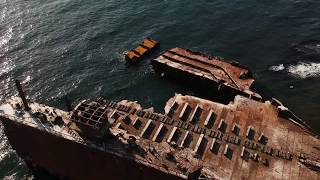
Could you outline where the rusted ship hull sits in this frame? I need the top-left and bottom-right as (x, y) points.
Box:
(1, 117), (181, 180)
(1, 68), (319, 180)
(1, 92), (320, 180)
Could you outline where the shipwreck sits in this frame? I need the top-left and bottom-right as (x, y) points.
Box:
(0, 48), (319, 180)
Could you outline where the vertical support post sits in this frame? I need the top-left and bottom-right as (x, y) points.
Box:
(15, 79), (30, 111)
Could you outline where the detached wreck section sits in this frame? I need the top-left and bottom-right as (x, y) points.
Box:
(1, 93), (320, 179)
(152, 48), (261, 101)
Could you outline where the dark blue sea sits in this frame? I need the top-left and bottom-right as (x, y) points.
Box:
(1, 0), (320, 179)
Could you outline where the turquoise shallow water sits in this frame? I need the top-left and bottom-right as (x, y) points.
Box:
(1, 0), (320, 178)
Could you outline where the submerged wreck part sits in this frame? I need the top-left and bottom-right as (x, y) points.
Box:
(125, 38), (160, 64)
(1, 93), (319, 180)
(152, 48), (262, 102)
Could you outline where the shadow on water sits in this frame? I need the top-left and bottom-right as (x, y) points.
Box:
(153, 69), (241, 105)
(28, 168), (65, 180)
(250, 80), (274, 101)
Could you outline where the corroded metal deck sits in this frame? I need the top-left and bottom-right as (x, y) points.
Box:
(152, 48), (261, 100)
(69, 94), (320, 179)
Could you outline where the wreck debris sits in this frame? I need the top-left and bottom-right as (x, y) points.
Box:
(152, 48), (261, 101)
(125, 38), (159, 64)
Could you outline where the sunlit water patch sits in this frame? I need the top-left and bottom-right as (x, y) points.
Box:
(0, 127), (11, 163)
(0, 7), (7, 23)
(0, 58), (15, 102)
(0, 60), (14, 77)
(0, 27), (12, 49)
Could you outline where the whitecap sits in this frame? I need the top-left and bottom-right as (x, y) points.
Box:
(269, 64), (285, 71)
(287, 62), (320, 78)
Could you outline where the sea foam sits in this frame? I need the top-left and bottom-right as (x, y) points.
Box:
(269, 62), (320, 79)
(287, 62), (320, 78)
(269, 64), (285, 71)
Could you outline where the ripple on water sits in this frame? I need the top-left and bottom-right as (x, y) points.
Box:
(0, 58), (15, 103)
(0, 59), (14, 77)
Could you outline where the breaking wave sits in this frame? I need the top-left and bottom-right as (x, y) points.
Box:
(269, 64), (285, 72)
(269, 62), (320, 79)
(287, 62), (320, 78)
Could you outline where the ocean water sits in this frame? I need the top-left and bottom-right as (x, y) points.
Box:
(1, 0), (320, 178)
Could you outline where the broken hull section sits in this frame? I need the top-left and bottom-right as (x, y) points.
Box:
(1, 117), (182, 180)
(152, 60), (258, 103)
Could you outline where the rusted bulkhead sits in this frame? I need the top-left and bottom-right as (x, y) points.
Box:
(152, 48), (261, 102)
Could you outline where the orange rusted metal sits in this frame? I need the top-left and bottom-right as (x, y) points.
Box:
(1, 92), (319, 179)
(152, 48), (261, 100)
(125, 38), (159, 64)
